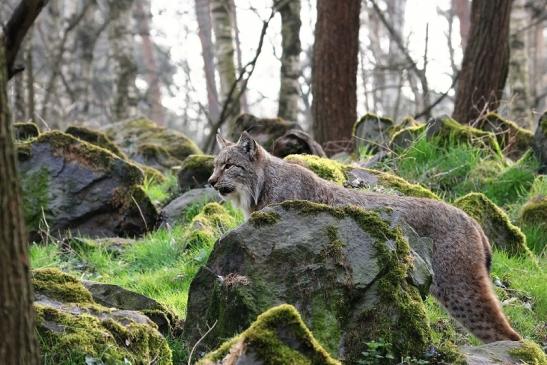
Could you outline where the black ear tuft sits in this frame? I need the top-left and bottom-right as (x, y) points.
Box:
(238, 131), (257, 158)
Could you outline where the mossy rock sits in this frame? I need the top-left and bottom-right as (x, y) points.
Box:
(520, 195), (547, 227)
(14, 121), (39, 140)
(102, 117), (202, 171)
(230, 113), (298, 151)
(508, 339), (547, 365)
(285, 154), (439, 199)
(475, 113), (533, 160)
(533, 111), (547, 173)
(272, 129), (326, 158)
(183, 202), (237, 248)
(184, 201), (441, 363)
(33, 269), (172, 365)
(198, 304), (341, 365)
(353, 113), (395, 153)
(177, 154), (214, 192)
(454, 193), (532, 257)
(462, 340), (546, 365)
(65, 125), (127, 159)
(17, 131), (158, 239)
(426, 115), (502, 156)
(389, 124), (426, 151)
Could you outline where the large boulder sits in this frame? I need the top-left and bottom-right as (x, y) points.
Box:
(520, 195), (547, 227)
(474, 113), (533, 160)
(184, 201), (436, 363)
(285, 154), (439, 199)
(230, 113), (298, 151)
(454, 193), (531, 257)
(352, 113), (395, 153)
(14, 121), (40, 140)
(533, 111), (547, 173)
(272, 129), (326, 158)
(102, 118), (202, 171)
(17, 131), (158, 240)
(33, 269), (172, 365)
(197, 304), (340, 365)
(177, 154), (214, 192)
(65, 125), (126, 159)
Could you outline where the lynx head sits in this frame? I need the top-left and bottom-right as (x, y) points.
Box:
(208, 132), (266, 215)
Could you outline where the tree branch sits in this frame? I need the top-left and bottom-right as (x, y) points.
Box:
(4, 0), (49, 80)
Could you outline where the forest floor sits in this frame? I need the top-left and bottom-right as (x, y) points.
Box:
(30, 136), (546, 363)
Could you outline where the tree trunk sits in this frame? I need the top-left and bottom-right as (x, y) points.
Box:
(0, 32), (40, 365)
(229, 0), (248, 113)
(109, 0), (138, 120)
(384, 0), (406, 121)
(508, 0), (531, 128)
(211, 0), (240, 135)
(312, 0), (360, 153)
(277, 0), (301, 123)
(135, 0), (165, 125)
(195, 0), (221, 123)
(452, 0), (512, 124)
(452, 0), (471, 48)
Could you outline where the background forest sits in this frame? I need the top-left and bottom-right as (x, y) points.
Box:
(0, 0), (546, 364)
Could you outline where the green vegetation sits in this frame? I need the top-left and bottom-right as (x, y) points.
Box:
(142, 172), (177, 206)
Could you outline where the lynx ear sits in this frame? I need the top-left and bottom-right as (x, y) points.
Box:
(238, 131), (258, 159)
(216, 134), (231, 149)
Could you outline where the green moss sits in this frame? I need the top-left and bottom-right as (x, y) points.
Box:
(428, 116), (502, 157)
(521, 195), (547, 226)
(139, 164), (166, 183)
(475, 113), (533, 158)
(65, 125), (127, 159)
(35, 304), (172, 365)
(285, 154), (347, 185)
(199, 304), (341, 365)
(14, 121), (39, 140)
(508, 340), (547, 365)
(454, 193), (531, 257)
(389, 124), (426, 150)
(180, 154), (214, 170)
(249, 210), (281, 227)
(32, 268), (94, 304)
(184, 203), (237, 248)
(21, 167), (50, 231)
(540, 112), (547, 134)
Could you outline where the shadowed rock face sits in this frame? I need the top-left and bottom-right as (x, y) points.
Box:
(17, 131), (157, 240)
(184, 201), (433, 363)
(533, 111), (547, 173)
(272, 129), (326, 158)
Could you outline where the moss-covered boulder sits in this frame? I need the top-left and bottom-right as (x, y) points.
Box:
(389, 124), (426, 150)
(475, 113), (534, 160)
(230, 113), (298, 151)
(82, 281), (180, 335)
(184, 201), (437, 363)
(285, 154), (439, 199)
(14, 121), (40, 140)
(17, 131), (158, 240)
(454, 193), (531, 257)
(177, 154), (214, 192)
(520, 195), (547, 227)
(183, 202), (237, 248)
(160, 187), (221, 226)
(102, 118), (202, 171)
(272, 129), (326, 158)
(426, 116), (502, 156)
(462, 340), (546, 365)
(352, 113), (395, 153)
(533, 111), (547, 173)
(33, 269), (172, 365)
(65, 125), (126, 159)
(198, 304), (341, 365)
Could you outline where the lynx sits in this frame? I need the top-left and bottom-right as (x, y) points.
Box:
(208, 132), (521, 343)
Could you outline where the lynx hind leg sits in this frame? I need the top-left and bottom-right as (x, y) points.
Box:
(431, 268), (521, 343)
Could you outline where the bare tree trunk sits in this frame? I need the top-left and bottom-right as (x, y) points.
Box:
(26, 36), (35, 122)
(384, 0), (406, 121)
(0, 32), (40, 365)
(211, 0), (240, 135)
(508, 0), (532, 128)
(229, 0), (248, 113)
(135, 0), (164, 125)
(195, 0), (220, 123)
(277, 0), (301, 122)
(528, 17), (546, 111)
(452, 0), (512, 124)
(312, 0), (360, 153)
(109, 0), (138, 120)
(452, 0), (471, 48)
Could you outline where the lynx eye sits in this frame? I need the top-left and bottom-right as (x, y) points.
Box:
(224, 163), (234, 170)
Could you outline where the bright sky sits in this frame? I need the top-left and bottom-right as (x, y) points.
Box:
(150, 0), (463, 121)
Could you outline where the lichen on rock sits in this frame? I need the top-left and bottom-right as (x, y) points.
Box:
(454, 192), (531, 257)
(198, 304), (341, 365)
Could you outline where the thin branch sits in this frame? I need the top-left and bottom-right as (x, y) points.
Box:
(4, 0), (49, 79)
(414, 72), (460, 119)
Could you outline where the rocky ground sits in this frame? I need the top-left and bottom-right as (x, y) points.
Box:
(17, 113), (547, 364)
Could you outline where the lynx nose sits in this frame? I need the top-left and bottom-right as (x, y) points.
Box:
(208, 176), (218, 188)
